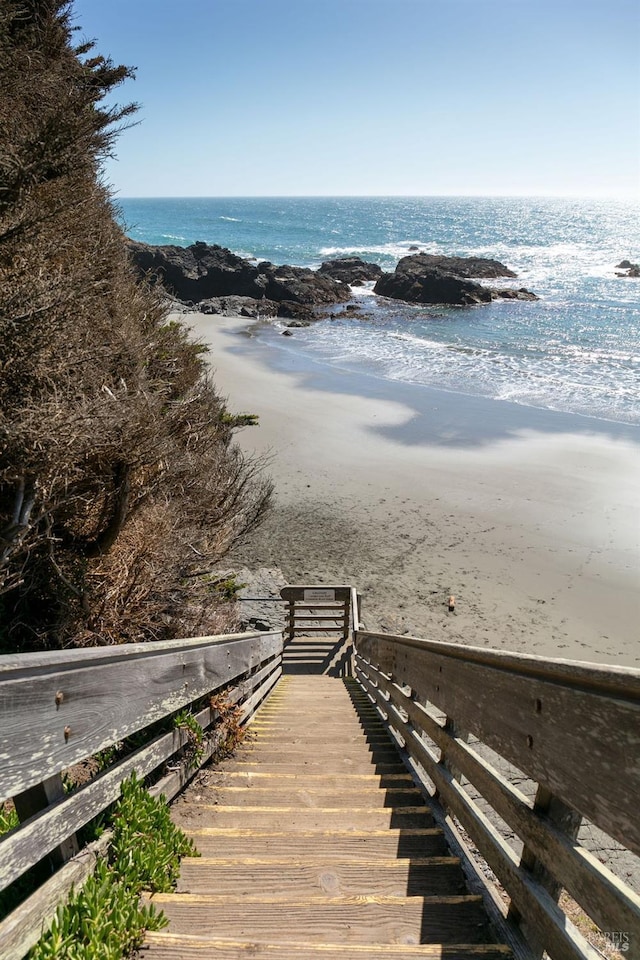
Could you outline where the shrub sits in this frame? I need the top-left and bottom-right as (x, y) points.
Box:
(0, 1), (272, 651)
(29, 774), (197, 959)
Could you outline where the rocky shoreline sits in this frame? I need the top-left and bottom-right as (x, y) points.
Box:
(126, 240), (539, 322)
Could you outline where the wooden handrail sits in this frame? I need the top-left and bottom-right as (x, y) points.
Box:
(0, 629), (283, 960)
(354, 629), (640, 960)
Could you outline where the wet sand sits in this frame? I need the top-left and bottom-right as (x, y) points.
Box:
(185, 312), (640, 668)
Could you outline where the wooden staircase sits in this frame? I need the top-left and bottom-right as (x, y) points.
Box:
(142, 675), (511, 959)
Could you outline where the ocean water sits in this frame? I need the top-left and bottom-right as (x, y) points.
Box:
(118, 197), (640, 425)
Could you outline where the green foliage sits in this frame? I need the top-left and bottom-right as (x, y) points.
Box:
(94, 743), (123, 773)
(0, 804), (18, 837)
(213, 576), (246, 600)
(221, 411), (260, 427)
(28, 860), (166, 960)
(110, 774), (198, 890)
(174, 710), (205, 770)
(29, 774), (198, 960)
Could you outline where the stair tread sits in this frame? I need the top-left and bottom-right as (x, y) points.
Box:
(149, 894), (492, 945)
(177, 858), (467, 896)
(144, 931), (511, 959)
(141, 674), (508, 956)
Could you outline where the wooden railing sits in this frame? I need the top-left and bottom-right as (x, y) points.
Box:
(0, 629), (283, 960)
(354, 630), (640, 960)
(279, 584), (360, 676)
(2, 591), (638, 960)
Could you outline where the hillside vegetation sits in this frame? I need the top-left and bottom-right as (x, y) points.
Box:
(0, 0), (272, 652)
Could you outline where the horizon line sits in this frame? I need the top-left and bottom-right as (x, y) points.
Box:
(112, 193), (639, 202)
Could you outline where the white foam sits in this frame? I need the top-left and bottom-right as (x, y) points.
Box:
(287, 314), (640, 425)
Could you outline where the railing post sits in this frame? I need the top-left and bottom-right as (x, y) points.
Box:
(285, 598), (295, 645)
(506, 785), (582, 958)
(14, 773), (80, 868)
(439, 716), (468, 786)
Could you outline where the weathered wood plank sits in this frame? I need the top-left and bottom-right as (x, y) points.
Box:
(360, 668), (605, 960)
(221, 760), (408, 775)
(0, 631), (278, 673)
(184, 828), (449, 860)
(0, 724), (188, 893)
(143, 931), (513, 960)
(177, 857), (466, 897)
(355, 631), (640, 696)
(0, 632), (282, 803)
(147, 893), (490, 944)
(280, 586), (353, 603)
(13, 774), (79, 867)
(177, 805), (434, 832)
(288, 614), (346, 622)
(356, 659), (640, 942)
(355, 634), (640, 855)
(200, 787), (423, 808)
(0, 658), (282, 893)
(203, 772), (415, 791)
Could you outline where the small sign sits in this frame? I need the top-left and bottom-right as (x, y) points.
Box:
(304, 588), (336, 603)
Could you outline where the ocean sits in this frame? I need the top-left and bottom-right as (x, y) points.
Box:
(118, 197), (640, 425)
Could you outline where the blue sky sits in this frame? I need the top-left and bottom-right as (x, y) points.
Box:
(73, 0), (640, 198)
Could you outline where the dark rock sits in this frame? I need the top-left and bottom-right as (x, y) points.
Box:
(345, 304), (360, 312)
(285, 319), (311, 328)
(276, 300), (317, 324)
(373, 253), (527, 306)
(198, 296), (279, 317)
(493, 287), (539, 301)
(281, 329), (294, 336)
(615, 260), (639, 277)
(351, 279), (364, 287)
(127, 240), (350, 306)
(409, 245), (420, 251)
(404, 254), (517, 279)
(318, 257), (383, 284)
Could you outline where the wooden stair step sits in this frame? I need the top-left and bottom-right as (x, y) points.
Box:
(202, 771), (414, 786)
(248, 728), (391, 740)
(172, 805), (434, 831)
(250, 724), (383, 733)
(247, 739), (395, 749)
(147, 893), (491, 944)
(177, 857), (467, 896)
(222, 760), (407, 774)
(143, 932), (511, 960)
(142, 675), (510, 960)
(248, 724), (386, 736)
(259, 695), (374, 705)
(182, 828), (450, 859)
(193, 786), (423, 807)
(249, 706), (380, 724)
(237, 747), (401, 762)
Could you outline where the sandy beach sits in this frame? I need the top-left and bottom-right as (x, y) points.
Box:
(185, 312), (640, 668)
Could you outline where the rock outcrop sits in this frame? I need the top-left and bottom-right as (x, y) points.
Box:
(615, 259), (639, 277)
(318, 257), (383, 284)
(374, 253), (537, 305)
(127, 240), (351, 306)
